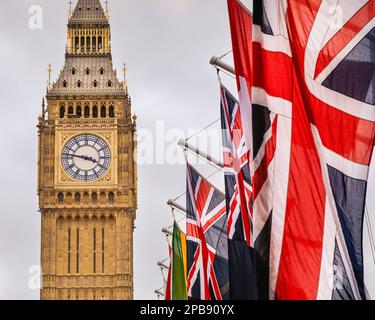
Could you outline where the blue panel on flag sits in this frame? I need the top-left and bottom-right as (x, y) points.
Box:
(323, 27), (375, 105)
(328, 165), (367, 299)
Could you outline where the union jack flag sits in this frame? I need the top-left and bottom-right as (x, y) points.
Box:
(220, 85), (258, 299)
(186, 163), (229, 300)
(228, 0), (375, 300)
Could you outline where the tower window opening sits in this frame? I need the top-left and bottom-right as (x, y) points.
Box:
(76, 105), (82, 118)
(75, 192), (81, 203)
(100, 68), (104, 75)
(68, 105), (74, 115)
(98, 36), (102, 50)
(109, 105), (115, 118)
(108, 192), (115, 204)
(107, 80), (112, 87)
(81, 36), (85, 50)
(92, 37), (97, 50)
(93, 105), (98, 118)
(86, 68), (90, 75)
(101, 105), (107, 118)
(58, 192), (64, 203)
(86, 37), (91, 50)
(92, 192), (98, 204)
(75, 37), (79, 51)
(63, 80), (67, 88)
(71, 68), (76, 75)
(60, 106), (66, 119)
(93, 80), (98, 88)
(84, 105), (90, 118)
(77, 80), (81, 88)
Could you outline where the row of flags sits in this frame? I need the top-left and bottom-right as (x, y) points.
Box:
(164, 0), (375, 300)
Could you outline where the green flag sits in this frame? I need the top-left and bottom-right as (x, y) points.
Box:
(172, 222), (187, 300)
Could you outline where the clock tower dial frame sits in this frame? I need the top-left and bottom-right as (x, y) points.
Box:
(61, 134), (111, 182)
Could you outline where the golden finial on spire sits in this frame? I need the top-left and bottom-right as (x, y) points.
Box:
(47, 63), (52, 85)
(105, 1), (110, 19)
(68, 1), (73, 18)
(122, 63), (128, 94)
(122, 63), (127, 82)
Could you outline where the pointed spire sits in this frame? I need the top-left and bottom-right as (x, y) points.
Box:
(69, 0), (108, 23)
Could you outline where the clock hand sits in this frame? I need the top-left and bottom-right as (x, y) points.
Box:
(63, 153), (98, 163)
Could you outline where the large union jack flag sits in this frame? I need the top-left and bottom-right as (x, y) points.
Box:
(228, 0), (375, 300)
(186, 163), (229, 300)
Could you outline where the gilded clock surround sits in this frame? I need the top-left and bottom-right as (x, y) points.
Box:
(56, 130), (117, 187)
(37, 0), (137, 300)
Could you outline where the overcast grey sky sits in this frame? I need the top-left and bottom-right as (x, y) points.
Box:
(0, 0), (374, 300)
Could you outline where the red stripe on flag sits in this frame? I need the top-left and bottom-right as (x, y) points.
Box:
(253, 42), (293, 102)
(314, 0), (375, 79)
(252, 116), (278, 201)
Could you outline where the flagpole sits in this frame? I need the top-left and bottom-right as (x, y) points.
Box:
(210, 56), (235, 75)
(178, 139), (224, 169)
(167, 199), (187, 214)
(162, 227), (173, 236)
(157, 261), (169, 270)
(154, 289), (165, 297)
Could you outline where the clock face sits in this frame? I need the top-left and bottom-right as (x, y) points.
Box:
(61, 134), (111, 182)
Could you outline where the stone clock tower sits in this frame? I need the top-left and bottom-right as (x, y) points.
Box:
(37, 0), (137, 300)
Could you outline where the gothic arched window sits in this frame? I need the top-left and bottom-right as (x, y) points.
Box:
(68, 105), (74, 115)
(60, 105), (66, 118)
(86, 68), (90, 75)
(63, 80), (67, 88)
(84, 105), (90, 118)
(107, 80), (112, 87)
(93, 80), (98, 88)
(75, 37), (79, 50)
(71, 68), (76, 75)
(108, 192), (115, 204)
(93, 105), (98, 118)
(75, 193), (81, 203)
(98, 36), (102, 50)
(77, 80), (81, 88)
(101, 105), (106, 118)
(76, 105), (82, 118)
(92, 37), (97, 50)
(109, 105), (115, 118)
(100, 68), (104, 75)
(86, 37), (91, 50)
(58, 192), (64, 203)
(92, 192), (98, 204)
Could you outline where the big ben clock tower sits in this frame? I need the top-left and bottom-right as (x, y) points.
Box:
(37, 0), (137, 300)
